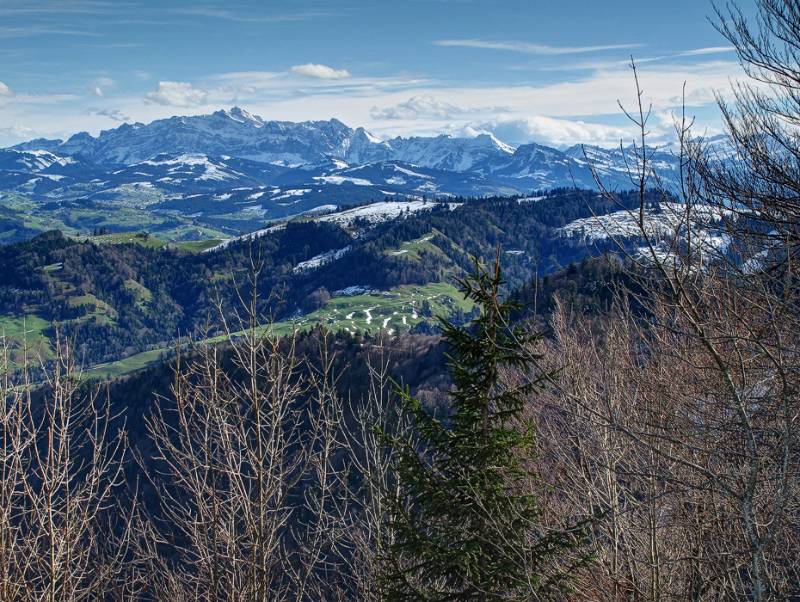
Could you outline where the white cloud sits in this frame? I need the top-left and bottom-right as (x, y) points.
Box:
(145, 81), (208, 107)
(91, 76), (115, 97)
(290, 63), (350, 79)
(434, 39), (642, 55)
(91, 108), (130, 122)
(371, 95), (511, 121)
(372, 96), (462, 120)
(676, 46), (735, 57)
(456, 116), (644, 148)
(372, 96), (460, 120)
(0, 125), (35, 141)
(170, 7), (331, 23)
(0, 81), (12, 97)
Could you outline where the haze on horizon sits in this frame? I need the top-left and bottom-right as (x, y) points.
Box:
(0, 0), (752, 149)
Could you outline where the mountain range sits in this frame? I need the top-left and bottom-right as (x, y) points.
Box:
(0, 107), (685, 243)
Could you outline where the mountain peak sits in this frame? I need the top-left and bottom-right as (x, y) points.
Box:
(216, 106), (264, 126)
(353, 127), (384, 144)
(472, 132), (515, 154)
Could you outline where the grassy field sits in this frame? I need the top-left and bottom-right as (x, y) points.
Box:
(64, 206), (170, 233)
(74, 230), (225, 253)
(286, 282), (472, 336)
(89, 282), (473, 379)
(0, 189), (234, 246)
(124, 279), (153, 308)
(85, 347), (170, 380)
(0, 314), (54, 364)
(1, 217), (472, 380)
(79, 232), (167, 248)
(384, 230), (448, 262)
(171, 238), (224, 252)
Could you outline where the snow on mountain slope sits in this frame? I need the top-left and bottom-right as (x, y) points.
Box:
(204, 200), (451, 252)
(6, 107), (683, 195)
(564, 144), (681, 183)
(16, 109), (355, 166)
(317, 200), (456, 228)
(293, 246), (352, 273)
(2, 107), (692, 225)
(0, 148), (105, 194)
(383, 133), (515, 172)
(559, 202), (731, 260)
(343, 127), (394, 164)
(0, 149), (75, 172)
(10, 109), (519, 174)
(314, 175), (374, 186)
(139, 154), (245, 181)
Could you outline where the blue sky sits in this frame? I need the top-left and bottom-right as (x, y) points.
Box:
(0, 0), (753, 147)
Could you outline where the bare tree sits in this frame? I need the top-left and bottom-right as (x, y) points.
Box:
(138, 317), (315, 599)
(337, 343), (411, 601)
(135, 255), (382, 600)
(520, 17), (800, 595)
(0, 334), (133, 601)
(703, 0), (800, 271)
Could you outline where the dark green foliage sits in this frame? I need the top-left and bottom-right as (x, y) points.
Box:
(381, 256), (587, 601)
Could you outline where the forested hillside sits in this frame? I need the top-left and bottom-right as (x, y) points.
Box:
(0, 188), (655, 370)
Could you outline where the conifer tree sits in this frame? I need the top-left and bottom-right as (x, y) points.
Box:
(381, 254), (587, 601)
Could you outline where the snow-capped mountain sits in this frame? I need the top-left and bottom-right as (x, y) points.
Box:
(10, 106), (680, 181)
(13, 108), (521, 172)
(1, 107), (688, 237)
(369, 133), (515, 172)
(16, 108), (354, 166)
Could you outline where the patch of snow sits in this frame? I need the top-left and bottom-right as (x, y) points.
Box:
(391, 164), (433, 179)
(205, 222), (286, 252)
(317, 200), (445, 228)
(304, 204), (338, 215)
(334, 285), (376, 296)
(239, 205), (267, 216)
(272, 188), (311, 201)
(314, 175), (374, 186)
(141, 153), (244, 182)
(293, 246), (351, 273)
(559, 203), (732, 262)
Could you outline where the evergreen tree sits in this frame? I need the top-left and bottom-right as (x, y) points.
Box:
(381, 254), (588, 601)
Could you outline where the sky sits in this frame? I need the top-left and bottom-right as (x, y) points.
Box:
(0, 0), (754, 148)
